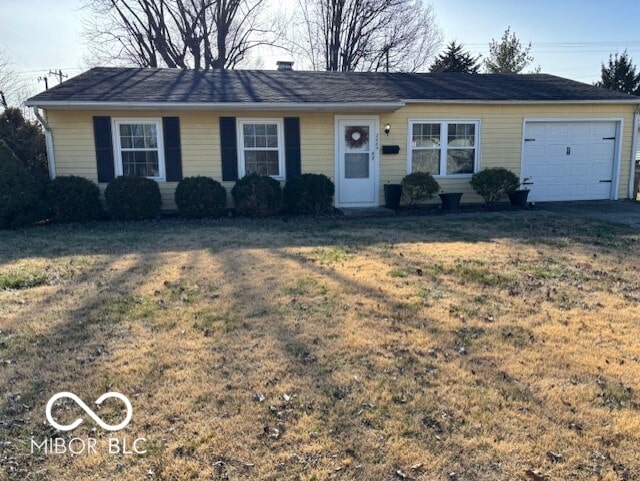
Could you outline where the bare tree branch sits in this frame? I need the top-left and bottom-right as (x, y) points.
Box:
(286, 0), (441, 72)
(82, 0), (280, 69)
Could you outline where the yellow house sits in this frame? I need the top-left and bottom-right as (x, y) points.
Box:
(25, 66), (640, 210)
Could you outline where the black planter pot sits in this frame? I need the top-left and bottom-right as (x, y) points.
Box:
(439, 192), (463, 211)
(384, 184), (402, 209)
(508, 189), (530, 208)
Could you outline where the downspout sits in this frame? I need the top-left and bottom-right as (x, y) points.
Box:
(32, 106), (56, 180)
(629, 105), (640, 200)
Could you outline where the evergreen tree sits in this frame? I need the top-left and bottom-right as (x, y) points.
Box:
(484, 27), (535, 74)
(430, 41), (481, 73)
(596, 51), (640, 95)
(0, 108), (48, 180)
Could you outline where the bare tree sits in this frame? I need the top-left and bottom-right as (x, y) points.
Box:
(288, 0), (441, 72)
(83, 0), (280, 69)
(0, 49), (26, 108)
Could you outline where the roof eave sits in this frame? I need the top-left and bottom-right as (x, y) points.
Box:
(402, 98), (640, 105)
(25, 100), (406, 112)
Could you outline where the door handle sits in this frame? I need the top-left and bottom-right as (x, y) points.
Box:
(566, 147), (571, 156)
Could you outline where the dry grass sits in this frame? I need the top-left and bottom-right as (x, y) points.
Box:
(0, 213), (639, 481)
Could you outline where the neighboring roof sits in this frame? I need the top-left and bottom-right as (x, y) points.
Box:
(26, 67), (640, 110)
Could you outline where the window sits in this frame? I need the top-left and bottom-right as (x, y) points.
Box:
(237, 119), (285, 179)
(409, 120), (479, 176)
(113, 119), (165, 180)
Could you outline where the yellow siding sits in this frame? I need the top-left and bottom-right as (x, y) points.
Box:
(380, 104), (636, 203)
(45, 103), (636, 210)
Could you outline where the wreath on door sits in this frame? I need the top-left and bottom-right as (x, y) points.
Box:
(345, 126), (369, 149)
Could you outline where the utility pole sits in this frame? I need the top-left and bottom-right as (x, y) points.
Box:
(48, 69), (68, 84)
(38, 76), (49, 90)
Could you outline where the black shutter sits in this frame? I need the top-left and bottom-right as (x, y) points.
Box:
(284, 117), (301, 179)
(93, 116), (115, 183)
(163, 117), (182, 182)
(220, 117), (238, 181)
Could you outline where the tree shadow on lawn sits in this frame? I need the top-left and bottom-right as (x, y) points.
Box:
(0, 213), (637, 265)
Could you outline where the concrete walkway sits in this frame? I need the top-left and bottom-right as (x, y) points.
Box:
(535, 200), (640, 230)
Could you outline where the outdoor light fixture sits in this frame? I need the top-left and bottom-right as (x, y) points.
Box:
(384, 123), (391, 135)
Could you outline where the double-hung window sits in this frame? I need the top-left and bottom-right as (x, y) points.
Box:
(237, 119), (285, 179)
(409, 120), (480, 176)
(113, 119), (165, 180)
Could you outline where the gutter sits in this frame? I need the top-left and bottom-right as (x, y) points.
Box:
(402, 99), (640, 105)
(23, 100), (406, 112)
(32, 107), (56, 180)
(630, 105), (640, 200)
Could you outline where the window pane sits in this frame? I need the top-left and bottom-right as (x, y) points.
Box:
(412, 150), (440, 175)
(448, 123), (475, 147)
(244, 135), (255, 148)
(255, 135), (266, 148)
(447, 149), (474, 174)
(255, 124), (266, 135)
(144, 124), (158, 148)
(122, 150), (159, 177)
(344, 153), (369, 178)
(412, 123), (440, 148)
(244, 149), (279, 177)
(266, 124), (277, 136)
(243, 124), (255, 136)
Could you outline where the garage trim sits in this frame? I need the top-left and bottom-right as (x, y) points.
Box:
(520, 117), (624, 201)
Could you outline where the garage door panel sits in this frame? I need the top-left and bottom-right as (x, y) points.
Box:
(569, 123), (591, 137)
(590, 142), (615, 158)
(569, 162), (589, 177)
(592, 122), (617, 137)
(522, 121), (616, 202)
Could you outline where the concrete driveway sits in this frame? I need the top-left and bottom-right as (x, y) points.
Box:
(536, 200), (640, 230)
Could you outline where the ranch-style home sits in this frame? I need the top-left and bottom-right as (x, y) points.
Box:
(25, 63), (640, 209)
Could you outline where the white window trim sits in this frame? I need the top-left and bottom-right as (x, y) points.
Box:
(112, 118), (166, 181)
(236, 118), (286, 180)
(407, 119), (481, 178)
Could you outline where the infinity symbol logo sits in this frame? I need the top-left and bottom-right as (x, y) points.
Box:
(45, 392), (133, 432)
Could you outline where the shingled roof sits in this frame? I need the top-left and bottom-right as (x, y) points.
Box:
(26, 67), (640, 107)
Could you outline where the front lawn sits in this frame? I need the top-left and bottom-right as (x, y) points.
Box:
(0, 214), (639, 480)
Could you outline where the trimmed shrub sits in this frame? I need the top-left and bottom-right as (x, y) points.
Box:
(175, 176), (227, 218)
(231, 173), (282, 217)
(0, 140), (48, 229)
(283, 174), (335, 215)
(401, 172), (440, 206)
(104, 176), (162, 220)
(48, 176), (103, 223)
(470, 168), (519, 207)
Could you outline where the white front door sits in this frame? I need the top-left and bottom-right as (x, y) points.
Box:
(335, 117), (379, 207)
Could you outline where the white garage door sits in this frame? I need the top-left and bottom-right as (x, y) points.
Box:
(522, 121), (618, 201)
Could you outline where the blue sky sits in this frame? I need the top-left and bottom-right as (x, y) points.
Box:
(1, 0), (640, 97)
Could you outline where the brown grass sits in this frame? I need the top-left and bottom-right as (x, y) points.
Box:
(0, 213), (639, 480)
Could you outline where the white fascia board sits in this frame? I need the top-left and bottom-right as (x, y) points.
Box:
(402, 99), (640, 105)
(25, 101), (406, 112)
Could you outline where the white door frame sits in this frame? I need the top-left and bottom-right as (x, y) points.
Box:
(520, 117), (624, 201)
(334, 115), (380, 207)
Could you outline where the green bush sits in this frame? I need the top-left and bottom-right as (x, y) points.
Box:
(48, 176), (103, 223)
(231, 173), (282, 217)
(283, 174), (335, 215)
(175, 176), (227, 218)
(401, 172), (440, 206)
(0, 140), (48, 229)
(470, 168), (519, 207)
(104, 176), (162, 220)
